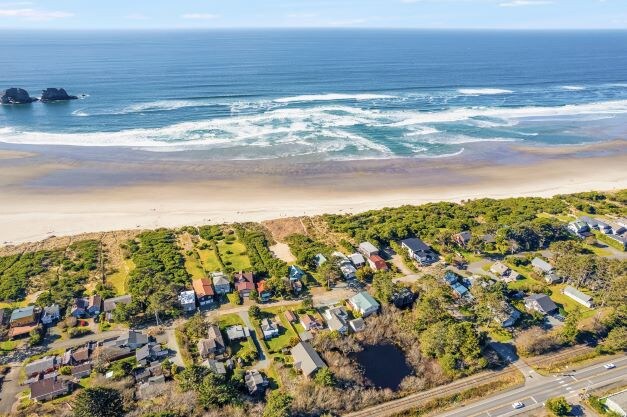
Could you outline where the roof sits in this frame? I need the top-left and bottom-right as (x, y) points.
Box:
(359, 242), (379, 254)
(490, 262), (510, 275)
(314, 254), (327, 266)
(192, 278), (214, 297)
(604, 389), (627, 412)
(349, 291), (380, 312)
(454, 231), (472, 242)
(290, 342), (326, 376)
(332, 251), (349, 261)
(212, 272), (230, 286)
(89, 295), (102, 309)
(349, 318), (365, 332)
(207, 324), (224, 349)
(236, 281), (255, 292)
(401, 238), (431, 252)
(349, 253), (366, 265)
(117, 330), (149, 347)
(43, 304), (60, 316)
(71, 363), (92, 376)
(368, 254), (387, 269)
(261, 318), (278, 332)
(178, 290), (196, 305)
(284, 310), (297, 322)
(29, 378), (69, 399)
(531, 257), (553, 272)
(25, 356), (57, 376)
(257, 280), (269, 293)
(234, 271), (254, 283)
(10, 306), (35, 322)
(564, 286), (593, 303)
(289, 265), (305, 280)
(451, 283), (469, 296)
(103, 295), (132, 312)
(226, 325), (249, 340)
(8, 324), (38, 337)
(525, 294), (558, 313)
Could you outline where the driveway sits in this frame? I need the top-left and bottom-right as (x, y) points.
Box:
(237, 311), (269, 370)
(0, 365), (22, 416)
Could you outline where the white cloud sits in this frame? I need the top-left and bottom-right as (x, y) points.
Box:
(499, 0), (553, 7)
(0, 8), (73, 20)
(180, 13), (219, 20)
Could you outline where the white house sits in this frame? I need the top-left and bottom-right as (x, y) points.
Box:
(358, 242), (379, 258)
(563, 285), (594, 308)
(178, 290), (196, 312)
(260, 318), (279, 339)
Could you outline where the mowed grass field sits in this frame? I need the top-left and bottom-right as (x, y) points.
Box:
(184, 252), (206, 279)
(217, 239), (251, 271)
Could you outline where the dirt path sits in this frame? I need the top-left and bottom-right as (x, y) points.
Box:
(0, 365), (23, 415)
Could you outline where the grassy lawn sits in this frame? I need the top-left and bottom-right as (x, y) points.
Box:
(0, 299), (28, 309)
(197, 239), (223, 272)
(257, 306), (299, 353)
(217, 239), (251, 271)
(547, 284), (596, 319)
(106, 259), (135, 295)
(184, 253), (206, 279)
(0, 340), (18, 351)
(217, 313), (244, 330)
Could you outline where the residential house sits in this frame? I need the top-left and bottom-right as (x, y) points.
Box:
(604, 389), (627, 417)
(451, 283), (471, 299)
(340, 263), (357, 280)
(25, 356), (58, 377)
(349, 253), (366, 268)
(401, 238), (437, 265)
(71, 363), (92, 379)
(260, 318), (279, 339)
(41, 304), (60, 325)
(300, 314), (322, 331)
(192, 278), (215, 306)
(323, 307), (348, 334)
(358, 242), (380, 258)
(244, 369), (267, 395)
(234, 271), (255, 297)
(493, 303), (521, 328)
(490, 261), (511, 277)
(198, 332), (225, 359)
(349, 318), (365, 333)
(204, 324), (226, 355)
(348, 292), (380, 317)
(70, 298), (88, 317)
(88, 295), (102, 315)
(212, 272), (231, 295)
(62, 346), (90, 366)
(226, 325), (250, 341)
(291, 279), (303, 294)
(256, 280), (271, 302)
(291, 342), (327, 378)
(607, 233), (627, 250)
(299, 330), (313, 342)
(314, 253), (327, 268)
(289, 265), (305, 281)
(9, 306), (37, 327)
(103, 295), (132, 321)
(580, 216), (612, 234)
(113, 330), (149, 350)
(284, 310), (298, 323)
(391, 287), (416, 309)
(545, 273), (562, 284)
(96, 345), (133, 363)
(136, 342), (167, 366)
(568, 221), (590, 236)
(332, 251), (350, 263)
(452, 231), (472, 247)
(368, 254), (388, 271)
(524, 294), (558, 315)
(563, 286), (594, 308)
(531, 257), (554, 275)
(29, 378), (72, 402)
(178, 290), (196, 312)
(202, 359), (227, 375)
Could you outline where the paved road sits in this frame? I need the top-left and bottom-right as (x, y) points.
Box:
(441, 355), (627, 417)
(0, 365), (22, 416)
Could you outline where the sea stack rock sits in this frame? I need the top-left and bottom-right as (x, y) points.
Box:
(40, 88), (78, 102)
(0, 88), (38, 104)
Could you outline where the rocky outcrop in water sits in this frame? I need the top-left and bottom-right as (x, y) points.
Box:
(40, 88), (78, 102)
(0, 88), (38, 104)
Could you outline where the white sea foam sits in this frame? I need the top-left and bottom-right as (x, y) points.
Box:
(561, 85), (585, 91)
(72, 109), (89, 117)
(3, 99), (627, 160)
(458, 88), (513, 95)
(274, 93), (395, 103)
(120, 99), (217, 113)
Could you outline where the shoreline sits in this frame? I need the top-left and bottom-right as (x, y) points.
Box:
(1, 140), (626, 246)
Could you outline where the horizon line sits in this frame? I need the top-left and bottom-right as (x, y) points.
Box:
(1, 27), (627, 32)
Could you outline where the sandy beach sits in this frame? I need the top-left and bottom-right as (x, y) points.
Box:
(1, 140), (626, 246)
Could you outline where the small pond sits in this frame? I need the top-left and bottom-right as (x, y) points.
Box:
(352, 343), (412, 390)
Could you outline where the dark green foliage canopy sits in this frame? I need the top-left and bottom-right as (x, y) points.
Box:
(73, 387), (124, 417)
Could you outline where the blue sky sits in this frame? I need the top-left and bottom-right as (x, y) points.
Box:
(0, 0), (625, 30)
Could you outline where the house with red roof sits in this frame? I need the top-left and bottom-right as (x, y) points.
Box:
(368, 255), (388, 271)
(192, 278), (215, 306)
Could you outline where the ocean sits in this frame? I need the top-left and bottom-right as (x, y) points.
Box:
(1, 29), (627, 161)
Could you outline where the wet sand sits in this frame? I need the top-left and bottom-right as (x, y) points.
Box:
(0, 140), (626, 245)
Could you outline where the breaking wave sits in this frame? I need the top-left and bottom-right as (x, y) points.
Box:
(458, 88), (513, 95)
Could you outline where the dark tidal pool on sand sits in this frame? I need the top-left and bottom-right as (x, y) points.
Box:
(352, 343), (412, 390)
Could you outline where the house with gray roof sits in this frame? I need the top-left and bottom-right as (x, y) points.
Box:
(9, 305), (37, 327)
(401, 238), (437, 265)
(41, 304), (60, 325)
(291, 341), (326, 378)
(323, 307), (348, 334)
(531, 257), (554, 275)
(524, 294), (558, 315)
(358, 242), (379, 258)
(226, 325), (249, 341)
(212, 272), (231, 294)
(604, 389), (627, 417)
(349, 253), (366, 268)
(25, 356), (58, 377)
(29, 377), (71, 402)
